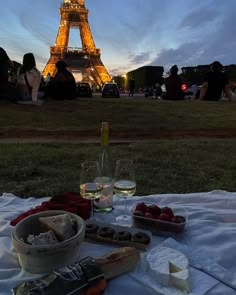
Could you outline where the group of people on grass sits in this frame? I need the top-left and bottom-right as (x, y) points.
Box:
(0, 47), (77, 105)
(0, 46), (233, 103)
(163, 61), (232, 101)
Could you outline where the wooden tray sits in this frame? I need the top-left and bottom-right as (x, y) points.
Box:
(85, 221), (152, 250)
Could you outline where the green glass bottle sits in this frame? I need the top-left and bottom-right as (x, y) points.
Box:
(94, 122), (113, 212)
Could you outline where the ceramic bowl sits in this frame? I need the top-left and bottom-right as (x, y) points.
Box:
(12, 210), (85, 274)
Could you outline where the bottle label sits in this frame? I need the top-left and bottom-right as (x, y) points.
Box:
(101, 128), (109, 145)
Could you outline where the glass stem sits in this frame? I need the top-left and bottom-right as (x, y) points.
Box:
(124, 197), (127, 213)
(91, 199), (94, 218)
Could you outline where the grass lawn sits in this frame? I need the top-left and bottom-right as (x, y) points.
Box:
(0, 98), (236, 197)
(0, 98), (235, 131)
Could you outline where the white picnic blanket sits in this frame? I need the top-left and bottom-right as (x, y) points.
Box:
(0, 190), (236, 295)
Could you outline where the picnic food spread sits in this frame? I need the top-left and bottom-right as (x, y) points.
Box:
(10, 193), (194, 293)
(4, 190), (236, 295)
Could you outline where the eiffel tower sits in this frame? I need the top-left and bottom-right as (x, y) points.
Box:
(43, 0), (111, 86)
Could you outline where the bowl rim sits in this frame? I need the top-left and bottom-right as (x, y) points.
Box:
(12, 210), (85, 249)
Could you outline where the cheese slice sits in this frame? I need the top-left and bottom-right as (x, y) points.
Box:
(170, 269), (190, 292)
(147, 246), (190, 292)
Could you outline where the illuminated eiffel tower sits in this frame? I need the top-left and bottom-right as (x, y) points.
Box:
(43, 0), (111, 86)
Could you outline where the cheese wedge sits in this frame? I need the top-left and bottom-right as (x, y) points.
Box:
(147, 246), (190, 292)
(39, 213), (76, 241)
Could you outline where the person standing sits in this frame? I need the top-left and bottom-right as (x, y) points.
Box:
(128, 77), (135, 97)
(155, 83), (162, 99)
(199, 61), (232, 101)
(16, 53), (42, 104)
(163, 65), (184, 100)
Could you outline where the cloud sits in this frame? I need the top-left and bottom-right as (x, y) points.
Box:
(150, 41), (206, 72)
(90, 0), (164, 55)
(179, 7), (219, 29)
(128, 51), (152, 65)
(15, 5), (58, 47)
(150, 3), (236, 72)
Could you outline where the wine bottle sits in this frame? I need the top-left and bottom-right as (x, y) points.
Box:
(94, 122), (113, 212)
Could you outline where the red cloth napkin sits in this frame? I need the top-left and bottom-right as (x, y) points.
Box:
(10, 192), (91, 226)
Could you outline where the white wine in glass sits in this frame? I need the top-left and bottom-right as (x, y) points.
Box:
(114, 159), (136, 224)
(80, 161), (103, 219)
(80, 182), (103, 200)
(113, 180), (136, 197)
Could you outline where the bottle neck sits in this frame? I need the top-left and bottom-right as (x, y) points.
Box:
(101, 123), (109, 146)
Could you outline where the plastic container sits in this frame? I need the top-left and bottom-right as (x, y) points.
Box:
(131, 202), (187, 235)
(12, 210), (85, 274)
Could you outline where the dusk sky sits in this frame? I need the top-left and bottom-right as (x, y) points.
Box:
(1, 0), (236, 76)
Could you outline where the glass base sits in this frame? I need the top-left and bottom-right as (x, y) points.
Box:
(94, 206), (113, 213)
(115, 214), (132, 226)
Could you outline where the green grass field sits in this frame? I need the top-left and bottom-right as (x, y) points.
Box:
(0, 98), (235, 197)
(0, 98), (235, 130)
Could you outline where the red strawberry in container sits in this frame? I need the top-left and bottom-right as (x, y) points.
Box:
(159, 213), (171, 222)
(171, 216), (178, 223)
(135, 202), (148, 214)
(143, 211), (154, 225)
(161, 207), (174, 218)
(144, 212), (153, 219)
(148, 204), (162, 217)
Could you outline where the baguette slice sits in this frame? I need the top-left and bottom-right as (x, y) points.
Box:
(95, 246), (140, 280)
(39, 213), (76, 241)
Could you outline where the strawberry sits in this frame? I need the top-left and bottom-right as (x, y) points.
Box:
(135, 202), (148, 214)
(171, 216), (178, 223)
(159, 212), (171, 222)
(161, 207), (174, 218)
(144, 212), (153, 219)
(148, 204), (162, 216)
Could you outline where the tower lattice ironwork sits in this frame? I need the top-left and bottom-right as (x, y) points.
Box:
(43, 0), (111, 86)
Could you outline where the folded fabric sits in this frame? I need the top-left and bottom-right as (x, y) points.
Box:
(10, 192), (91, 226)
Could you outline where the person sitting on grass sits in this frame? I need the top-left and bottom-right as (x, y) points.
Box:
(199, 61), (232, 101)
(45, 61), (76, 100)
(162, 65), (184, 100)
(0, 47), (18, 102)
(16, 53), (43, 105)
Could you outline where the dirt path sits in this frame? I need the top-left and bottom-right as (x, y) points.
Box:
(0, 128), (236, 142)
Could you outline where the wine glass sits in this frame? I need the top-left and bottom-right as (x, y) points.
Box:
(113, 159), (136, 224)
(80, 160), (103, 220)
